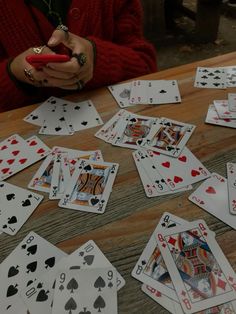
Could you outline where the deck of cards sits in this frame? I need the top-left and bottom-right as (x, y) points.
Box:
(132, 212), (236, 313)
(108, 79), (181, 108)
(28, 146), (119, 214)
(0, 232), (124, 314)
(205, 94), (236, 128)
(194, 66), (236, 89)
(189, 168), (236, 230)
(23, 96), (103, 135)
(95, 109), (195, 152)
(0, 134), (51, 181)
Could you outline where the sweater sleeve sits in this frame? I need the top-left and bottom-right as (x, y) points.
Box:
(86, 0), (157, 88)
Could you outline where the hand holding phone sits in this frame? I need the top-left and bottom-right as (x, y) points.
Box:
(26, 54), (70, 69)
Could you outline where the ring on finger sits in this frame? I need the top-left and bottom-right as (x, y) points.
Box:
(76, 80), (85, 90)
(24, 68), (35, 82)
(72, 53), (87, 67)
(32, 45), (46, 54)
(56, 24), (69, 40)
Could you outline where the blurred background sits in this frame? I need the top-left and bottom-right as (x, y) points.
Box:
(141, 0), (236, 70)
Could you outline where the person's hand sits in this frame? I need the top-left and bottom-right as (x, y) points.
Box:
(44, 27), (94, 90)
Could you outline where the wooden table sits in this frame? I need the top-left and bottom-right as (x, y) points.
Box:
(0, 52), (236, 313)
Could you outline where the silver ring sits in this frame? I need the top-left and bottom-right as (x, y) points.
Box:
(32, 45), (46, 54)
(72, 53), (87, 67)
(56, 24), (69, 39)
(24, 68), (35, 82)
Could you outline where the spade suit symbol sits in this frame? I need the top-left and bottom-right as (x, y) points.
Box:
(93, 295), (106, 312)
(7, 216), (17, 224)
(8, 265), (19, 278)
(6, 193), (15, 201)
(36, 289), (49, 302)
(45, 256), (55, 269)
(84, 165), (92, 172)
(6, 284), (18, 297)
(27, 244), (37, 256)
(64, 297), (77, 313)
(94, 276), (106, 291)
(26, 261), (37, 273)
(83, 255), (94, 265)
(67, 278), (78, 293)
(22, 199), (31, 207)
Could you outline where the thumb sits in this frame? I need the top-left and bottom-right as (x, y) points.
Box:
(48, 29), (71, 48)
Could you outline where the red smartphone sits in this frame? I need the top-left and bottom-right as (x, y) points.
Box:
(26, 54), (70, 69)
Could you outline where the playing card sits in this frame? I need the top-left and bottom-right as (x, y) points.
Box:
(227, 163), (236, 215)
(194, 67), (227, 89)
(146, 147), (210, 190)
(94, 109), (128, 143)
(138, 117), (195, 157)
(213, 100), (236, 119)
(146, 80), (181, 104)
(59, 159), (119, 214)
(225, 66), (236, 87)
(0, 231), (66, 313)
(189, 172), (236, 229)
(133, 149), (192, 197)
(132, 212), (194, 301)
(52, 146), (103, 162)
(28, 154), (55, 193)
(228, 93), (236, 112)
(39, 102), (74, 135)
(156, 220), (236, 313)
(21, 240), (125, 314)
(129, 80), (148, 104)
(112, 112), (158, 149)
(62, 99), (103, 131)
(108, 82), (134, 108)
(0, 134), (51, 181)
(0, 182), (43, 235)
(142, 284), (236, 314)
(52, 267), (117, 314)
(49, 153), (71, 200)
(206, 104), (236, 128)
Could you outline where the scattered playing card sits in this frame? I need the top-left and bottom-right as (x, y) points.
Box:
(0, 182), (43, 235)
(206, 104), (236, 128)
(213, 100), (236, 119)
(108, 82), (133, 108)
(189, 172), (236, 229)
(194, 67), (227, 89)
(52, 267), (118, 314)
(156, 220), (236, 313)
(227, 163), (236, 215)
(228, 93), (236, 112)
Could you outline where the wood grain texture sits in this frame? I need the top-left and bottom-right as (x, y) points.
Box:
(0, 52), (236, 313)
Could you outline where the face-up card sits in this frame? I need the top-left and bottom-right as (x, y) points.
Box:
(147, 147), (210, 190)
(189, 172), (236, 229)
(0, 134), (51, 181)
(59, 159), (119, 214)
(49, 153), (71, 200)
(94, 109), (128, 143)
(0, 231), (66, 313)
(129, 80), (148, 104)
(225, 66), (236, 87)
(194, 67), (227, 89)
(146, 80), (181, 104)
(133, 150), (193, 197)
(138, 118), (195, 157)
(28, 154), (55, 193)
(52, 147), (103, 162)
(21, 240), (125, 314)
(0, 182), (43, 235)
(213, 100), (236, 119)
(227, 163), (236, 215)
(142, 284), (236, 314)
(206, 104), (236, 128)
(108, 82), (134, 108)
(156, 220), (236, 313)
(113, 113), (158, 149)
(52, 268), (117, 314)
(132, 212), (193, 301)
(228, 93), (236, 112)
(62, 99), (103, 131)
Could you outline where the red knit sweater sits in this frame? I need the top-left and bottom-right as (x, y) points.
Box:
(0, 0), (157, 112)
